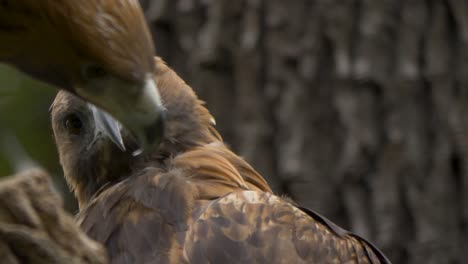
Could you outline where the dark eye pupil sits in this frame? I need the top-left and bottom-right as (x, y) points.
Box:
(65, 115), (83, 135)
(85, 65), (107, 79)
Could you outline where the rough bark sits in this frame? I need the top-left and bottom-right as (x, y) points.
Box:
(142, 0), (468, 263)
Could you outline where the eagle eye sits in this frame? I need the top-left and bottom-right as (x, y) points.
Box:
(64, 114), (83, 135)
(83, 64), (108, 79)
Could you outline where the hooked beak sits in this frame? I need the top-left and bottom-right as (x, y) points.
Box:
(88, 104), (126, 152)
(76, 76), (166, 155)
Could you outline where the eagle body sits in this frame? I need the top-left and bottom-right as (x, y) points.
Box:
(51, 58), (390, 263)
(78, 173), (385, 263)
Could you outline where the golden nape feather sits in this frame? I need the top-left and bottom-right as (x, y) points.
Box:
(51, 57), (391, 263)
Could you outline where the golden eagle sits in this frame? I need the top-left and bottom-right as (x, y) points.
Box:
(51, 58), (390, 264)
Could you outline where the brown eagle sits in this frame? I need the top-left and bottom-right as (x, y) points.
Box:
(0, 0), (164, 151)
(51, 57), (390, 264)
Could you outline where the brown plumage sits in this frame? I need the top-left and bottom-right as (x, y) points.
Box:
(0, 0), (153, 85)
(51, 57), (390, 263)
(1, 0), (165, 150)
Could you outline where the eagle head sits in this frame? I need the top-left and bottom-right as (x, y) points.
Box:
(0, 0), (165, 152)
(51, 90), (138, 206)
(50, 57), (221, 206)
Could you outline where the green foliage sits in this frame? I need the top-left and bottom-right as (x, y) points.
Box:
(0, 64), (76, 210)
(0, 64), (58, 172)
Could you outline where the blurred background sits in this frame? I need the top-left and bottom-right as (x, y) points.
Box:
(1, 0), (467, 263)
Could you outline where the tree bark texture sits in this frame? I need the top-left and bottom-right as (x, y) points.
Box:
(140, 0), (468, 263)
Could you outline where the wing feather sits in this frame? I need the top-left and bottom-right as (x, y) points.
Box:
(185, 191), (391, 264)
(297, 206), (391, 263)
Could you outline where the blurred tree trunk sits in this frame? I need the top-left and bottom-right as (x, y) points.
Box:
(141, 0), (468, 263)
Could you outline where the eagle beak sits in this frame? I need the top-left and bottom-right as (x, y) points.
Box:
(89, 104), (126, 152)
(76, 76), (166, 155)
